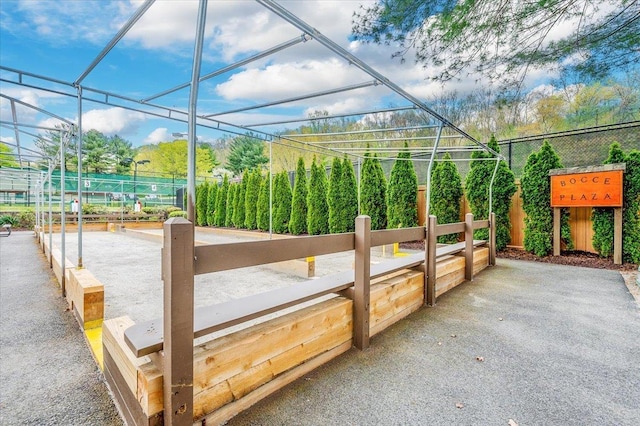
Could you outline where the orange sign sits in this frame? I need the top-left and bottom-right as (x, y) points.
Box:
(551, 170), (623, 207)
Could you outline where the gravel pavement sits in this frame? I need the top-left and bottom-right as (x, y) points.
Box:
(0, 231), (121, 426)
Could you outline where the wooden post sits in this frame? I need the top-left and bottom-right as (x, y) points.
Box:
(553, 207), (561, 256)
(163, 218), (194, 426)
(489, 212), (496, 266)
(465, 213), (474, 281)
(354, 215), (371, 350)
(614, 207), (622, 265)
(426, 215), (437, 306)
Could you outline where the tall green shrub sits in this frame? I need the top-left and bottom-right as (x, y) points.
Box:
(289, 158), (308, 235)
(257, 176), (270, 231)
(387, 143), (418, 228)
(307, 157), (329, 235)
(245, 169), (261, 230)
(273, 171), (292, 234)
(328, 157), (343, 233)
(214, 175), (229, 226)
(360, 152), (387, 230)
(225, 184), (236, 227)
(521, 141), (573, 256)
(431, 153), (463, 244)
(464, 136), (517, 250)
(623, 150), (640, 263)
(233, 172), (247, 229)
(340, 157), (358, 232)
(195, 182), (208, 226)
(592, 143), (626, 257)
(206, 182), (217, 226)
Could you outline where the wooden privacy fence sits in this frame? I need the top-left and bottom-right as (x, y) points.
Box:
(419, 183), (598, 252)
(106, 213), (495, 426)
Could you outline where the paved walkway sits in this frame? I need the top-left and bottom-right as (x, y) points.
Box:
(0, 231), (121, 426)
(1, 230), (639, 425)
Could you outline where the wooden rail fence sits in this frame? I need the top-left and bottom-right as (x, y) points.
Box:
(104, 213), (495, 425)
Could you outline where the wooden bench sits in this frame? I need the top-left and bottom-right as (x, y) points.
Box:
(0, 224), (11, 237)
(124, 240), (486, 358)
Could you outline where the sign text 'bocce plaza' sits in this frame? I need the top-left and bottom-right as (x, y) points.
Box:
(550, 166), (624, 208)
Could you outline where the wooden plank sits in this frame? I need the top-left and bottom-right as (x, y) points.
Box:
(370, 292), (423, 336)
(554, 207), (561, 256)
(103, 348), (163, 426)
(192, 298), (351, 394)
(103, 316), (147, 395)
(194, 233), (355, 274)
(614, 207), (623, 265)
(198, 341), (352, 425)
(137, 362), (163, 417)
(190, 299), (352, 418)
(370, 285), (423, 335)
(436, 268), (466, 297)
(435, 222), (464, 237)
(370, 227), (425, 247)
(193, 381), (234, 419)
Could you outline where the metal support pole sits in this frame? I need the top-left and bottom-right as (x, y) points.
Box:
(35, 174), (40, 234)
(269, 140), (273, 239)
(357, 157), (361, 214)
(426, 215), (437, 306)
(162, 218), (194, 426)
(488, 157), (500, 218)
(465, 213), (474, 281)
(60, 131), (67, 296)
(354, 215), (371, 350)
(77, 87), (84, 268)
(186, 0), (207, 224)
(48, 162), (53, 267)
(425, 124), (443, 220)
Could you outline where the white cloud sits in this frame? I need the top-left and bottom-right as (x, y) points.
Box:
(215, 59), (368, 101)
(144, 127), (171, 144)
(81, 107), (146, 135)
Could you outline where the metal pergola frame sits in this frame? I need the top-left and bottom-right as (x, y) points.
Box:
(0, 0), (503, 269)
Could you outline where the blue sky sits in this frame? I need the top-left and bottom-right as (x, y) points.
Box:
(0, 0), (578, 152)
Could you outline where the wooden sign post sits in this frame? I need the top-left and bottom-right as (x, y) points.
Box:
(549, 164), (625, 264)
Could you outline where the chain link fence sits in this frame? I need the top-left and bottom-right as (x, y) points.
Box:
(498, 121), (640, 177)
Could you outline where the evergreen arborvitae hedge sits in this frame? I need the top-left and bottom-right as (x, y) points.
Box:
(273, 171), (292, 234)
(328, 157), (343, 233)
(233, 172), (247, 229)
(206, 182), (217, 226)
(431, 153), (463, 244)
(623, 150), (640, 263)
(195, 182), (208, 226)
(464, 136), (517, 250)
(387, 143), (418, 228)
(340, 157), (358, 232)
(592, 143), (626, 258)
(214, 175), (229, 226)
(592, 144), (640, 263)
(257, 176), (270, 231)
(289, 158), (308, 235)
(307, 157), (329, 235)
(520, 141), (573, 256)
(360, 152), (387, 230)
(225, 184), (236, 227)
(244, 169), (261, 230)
